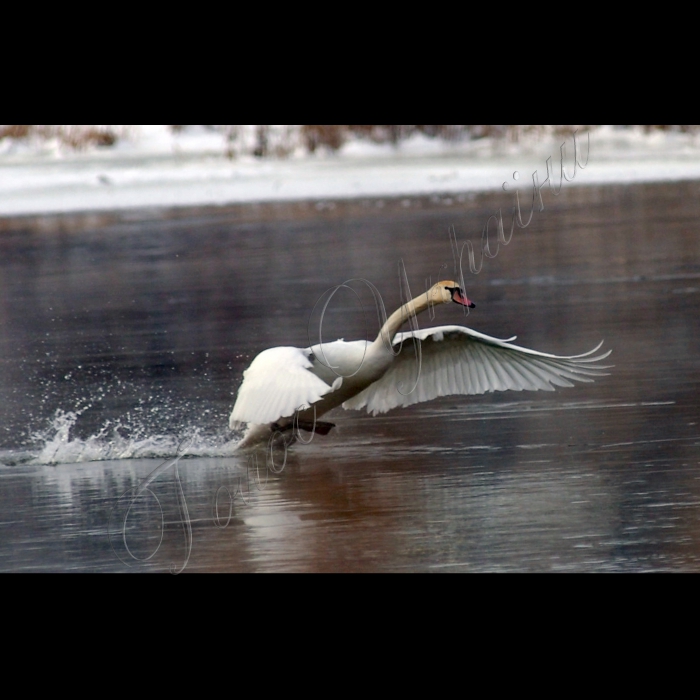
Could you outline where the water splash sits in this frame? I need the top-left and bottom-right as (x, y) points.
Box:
(24, 408), (241, 466)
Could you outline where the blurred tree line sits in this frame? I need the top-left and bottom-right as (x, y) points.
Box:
(2, 125), (699, 158)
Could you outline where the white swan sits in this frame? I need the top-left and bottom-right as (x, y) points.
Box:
(230, 281), (612, 447)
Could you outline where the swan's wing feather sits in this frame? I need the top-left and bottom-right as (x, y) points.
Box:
(306, 339), (371, 384)
(229, 346), (337, 428)
(342, 325), (612, 415)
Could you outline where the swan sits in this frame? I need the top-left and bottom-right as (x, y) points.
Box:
(229, 281), (612, 448)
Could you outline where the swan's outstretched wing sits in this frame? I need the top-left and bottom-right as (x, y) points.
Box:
(230, 346), (339, 429)
(342, 325), (613, 415)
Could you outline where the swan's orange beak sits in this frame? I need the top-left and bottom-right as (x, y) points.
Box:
(452, 288), (475, 308)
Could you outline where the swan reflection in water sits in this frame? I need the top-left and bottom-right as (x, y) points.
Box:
(230, 281), (612, 448)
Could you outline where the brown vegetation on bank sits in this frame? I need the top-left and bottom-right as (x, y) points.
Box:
(0, 125), (123, 150)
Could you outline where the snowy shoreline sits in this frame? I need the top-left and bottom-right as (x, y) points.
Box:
(2, 126), (700, 218)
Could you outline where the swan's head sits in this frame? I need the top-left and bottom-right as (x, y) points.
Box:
(431, 280), (476, 308)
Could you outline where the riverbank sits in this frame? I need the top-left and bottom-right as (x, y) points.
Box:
(2, 126), (700, 218)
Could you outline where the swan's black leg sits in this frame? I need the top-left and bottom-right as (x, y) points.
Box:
(272, 420), (336, 436)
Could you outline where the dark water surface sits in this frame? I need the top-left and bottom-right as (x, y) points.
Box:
(1, 181), (699, 572)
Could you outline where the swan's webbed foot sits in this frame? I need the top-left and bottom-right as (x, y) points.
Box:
(306, 420), (336, 436)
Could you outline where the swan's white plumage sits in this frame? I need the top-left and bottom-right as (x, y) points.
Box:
(229, 346), (338, 429)
(341, 325), (612, 415)
(229, 281), (612, 446)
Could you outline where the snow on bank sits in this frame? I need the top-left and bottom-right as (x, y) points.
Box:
(1, 125), (700, 217)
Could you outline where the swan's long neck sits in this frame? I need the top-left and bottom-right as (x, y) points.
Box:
(372, 292), (432, 350)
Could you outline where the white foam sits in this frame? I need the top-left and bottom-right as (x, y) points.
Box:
(25, 409), (241, 466)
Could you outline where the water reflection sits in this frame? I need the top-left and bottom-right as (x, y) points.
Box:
(1, 181), (700, 571)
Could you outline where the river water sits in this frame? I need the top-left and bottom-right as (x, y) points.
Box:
(1, 180), (699, 572)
